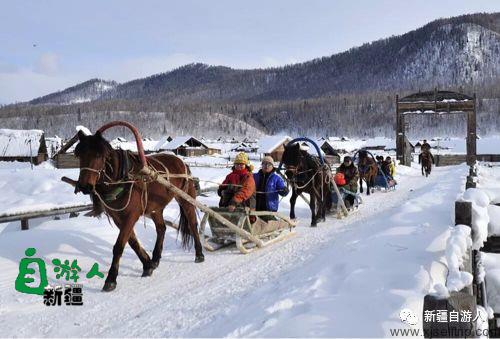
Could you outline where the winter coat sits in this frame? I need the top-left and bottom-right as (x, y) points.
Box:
(389, 162), (395, 177)
(253, 169), (288, 212)
(421, 142), (431, 152)
(218, 167), (256, 207)
(336, 163), (359, 193)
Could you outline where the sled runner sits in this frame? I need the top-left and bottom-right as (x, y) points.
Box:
(199, 207), (296, 254)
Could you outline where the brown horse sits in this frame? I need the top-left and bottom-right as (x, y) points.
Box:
(420, 151), (433, 177)
(74, 130), (204, 292)
(356, 150), (378, 195)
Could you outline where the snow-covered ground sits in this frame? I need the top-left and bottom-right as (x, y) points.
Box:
(0, 158), (471, 337)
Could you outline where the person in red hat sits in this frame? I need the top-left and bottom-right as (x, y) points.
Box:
(218, 152), (256, 212)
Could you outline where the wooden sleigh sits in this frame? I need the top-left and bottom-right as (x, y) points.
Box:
(199, 207), (296, 254)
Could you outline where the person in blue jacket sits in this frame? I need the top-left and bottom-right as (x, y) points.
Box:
(253, 156), (289, 212)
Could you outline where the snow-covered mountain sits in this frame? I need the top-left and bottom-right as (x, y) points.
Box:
(29, 79), (117, 105)
(1, 12), (499, 137)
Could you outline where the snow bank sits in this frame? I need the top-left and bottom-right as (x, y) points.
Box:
(461, 188), (491, 250)
(445, 225), (473, 292)
(480, 253), (500, 313)
(488, 205), (500, 236)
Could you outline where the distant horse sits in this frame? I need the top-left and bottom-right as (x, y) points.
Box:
(356, 150), (378, 195)
(74, 130), (204, 292)
(280, 142), (332, 227)
(420, 151), (433, 177)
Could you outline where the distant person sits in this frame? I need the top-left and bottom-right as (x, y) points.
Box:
(218, 152), (255, 211)
(253, 156), (289, 212)
(336, 156), (359, 207)
(419, 139), (435, 164)
(421, 139), (431, 153)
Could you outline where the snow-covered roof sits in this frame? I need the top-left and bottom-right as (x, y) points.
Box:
(257, 135), (292, 153)
(157, 136), (209, 151)
(76, 125), (92, 136)
(0, 129), (45, 157)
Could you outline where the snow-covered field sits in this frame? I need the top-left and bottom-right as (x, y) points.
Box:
(0, 157), (474, 337)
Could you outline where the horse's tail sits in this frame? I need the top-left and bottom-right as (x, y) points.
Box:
(178, 204), (195, 249)
(177, 163), (196, 249)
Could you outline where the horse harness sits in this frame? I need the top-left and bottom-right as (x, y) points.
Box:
(84, 150), (193, 212)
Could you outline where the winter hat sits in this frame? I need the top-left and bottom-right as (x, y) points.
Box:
(234, 152), (249, 165)
(262, 156), (274, 166)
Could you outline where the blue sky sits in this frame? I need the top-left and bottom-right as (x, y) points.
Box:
(0, 0), (499, 103)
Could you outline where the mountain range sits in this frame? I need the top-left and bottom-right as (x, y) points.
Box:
(1, 12), (499, 138)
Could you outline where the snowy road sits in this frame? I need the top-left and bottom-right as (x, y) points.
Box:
(0, 163), (467, 337)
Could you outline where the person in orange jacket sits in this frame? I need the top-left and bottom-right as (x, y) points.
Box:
(218, 152), (256, 211)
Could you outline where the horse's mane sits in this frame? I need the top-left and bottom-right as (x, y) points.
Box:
(75, 133), (114, 158)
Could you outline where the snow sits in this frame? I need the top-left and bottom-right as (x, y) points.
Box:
(110, 138), (158, 153)
(461, 188), (491, 250)
(0, 128), (44, 157)
(444, 225), (473, 292)
(487, 205), (500, 236)
(76, 125), (92, 136)
(257, 135), (291, 153)
(480, 253), (500, 313)
(0, 159), (471, 336)
(0, 162), (88, 217)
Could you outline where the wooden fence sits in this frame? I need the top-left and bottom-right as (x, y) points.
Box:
(0, 186), (218, 231)
(422, 166), (500, 337)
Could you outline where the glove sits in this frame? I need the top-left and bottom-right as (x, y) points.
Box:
(228, 205), (236, 212)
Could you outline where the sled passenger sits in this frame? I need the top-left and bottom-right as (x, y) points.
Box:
(218, 152), (256, 211)
(253, 156), (289, 213)
(382, 156), (395, 179)
(336, 156), (359, 207)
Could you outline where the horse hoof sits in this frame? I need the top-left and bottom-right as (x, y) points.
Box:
(102, 281), (117, 292)
(195, 255), (205, 263)
(310, 223), (317, 227)
(142, 267), (154, 277)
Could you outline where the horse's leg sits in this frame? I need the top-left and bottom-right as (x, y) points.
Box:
(150, 210), (167, 270)
(320, 187), (326, 221)
(359, 175), (364, 194)
(290, 189), (297, 220)
(310, 191), (317, 227)
(366, 175), (371, 196)
(176, 195), (204, 263)
(422, 162), (425, 176)
(128, 230), (155, 277)
(103, 214), (139, 292)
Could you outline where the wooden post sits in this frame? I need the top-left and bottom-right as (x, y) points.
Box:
(423, 293), (476, 338)
(21, 218), (29, 231)
(466, 176), (476, 189)
(396, 95), (406, 165)
(466, 94), (477, 166)
(455, 201), (472, 226)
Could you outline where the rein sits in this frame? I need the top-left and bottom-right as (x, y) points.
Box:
(85, 150), (193, 215)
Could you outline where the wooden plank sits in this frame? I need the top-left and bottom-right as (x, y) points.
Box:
(398, 101), (475, 112)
